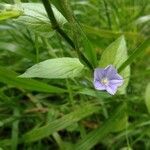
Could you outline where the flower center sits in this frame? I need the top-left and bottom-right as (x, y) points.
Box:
(101, 77), (109, 85)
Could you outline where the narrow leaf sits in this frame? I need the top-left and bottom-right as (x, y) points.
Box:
(21, 103), (99, 143)
(83, 24), (141, 40)
(78, 88), (110, 99)
(51, 0), (69, 21)
(75, 103), (126, 150)
(0, 66), (66, 93)
(145, 83), (150, 113)
(118, 38), (150, 72)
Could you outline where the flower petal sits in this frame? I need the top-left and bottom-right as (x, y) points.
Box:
(109, 79), (124, 87)
(112, 74), (123, 80)
(93, 65), (124, 95)
(94, 68), (105, 81)
(104, 65), (117, 79)
(106, 85), (117, 95)
(94, 81), (106, 90)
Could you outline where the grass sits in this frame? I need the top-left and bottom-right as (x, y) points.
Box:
(0, 0), (150, 150)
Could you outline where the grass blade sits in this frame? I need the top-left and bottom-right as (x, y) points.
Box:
(145, 83), (150, 113)
(11, 108), (19, 150)
(21, 103), (99, 143)
(118, 38), (150, 72)
(0, 66), (66, 93)
(75, 103), (126, 150)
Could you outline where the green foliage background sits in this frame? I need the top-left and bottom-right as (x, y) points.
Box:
(0, 0), (149, 150)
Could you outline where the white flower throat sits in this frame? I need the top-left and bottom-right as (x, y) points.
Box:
(101, 77), (109, 85)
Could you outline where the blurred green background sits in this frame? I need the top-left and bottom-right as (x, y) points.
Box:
(0, 0), (150, 150)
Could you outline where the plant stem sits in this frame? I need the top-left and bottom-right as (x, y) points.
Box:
(41, 0), (94, 70)
(11, 108), (19, 150)
(35, 34), (39, 63)
(66, 79), (74, 106)
(59, 0), (95, 70)
(41, 0), (75, 49)
(42, 38), (57, 57)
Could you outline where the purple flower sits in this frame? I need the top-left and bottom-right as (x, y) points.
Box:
(93, 65), (124, 95)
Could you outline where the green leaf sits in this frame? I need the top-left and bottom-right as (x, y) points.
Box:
(99, 36), (130, 94)
(111, 114), (128, 132)
(51, 0), (69, 22)
(0, 66), (66, 93)
(78, 88), (110, 99)
(0, 4), (22, 21)
(21, 103), (99, 143)
(145, 83), (150, 113)
(83, 24), (142, 40)
(19, 57), (84, 79)
(118, 38), (150, 72)
(13, 3), (67, 37)
(75, 103), (127, 150)
(136, 15), (150, 24)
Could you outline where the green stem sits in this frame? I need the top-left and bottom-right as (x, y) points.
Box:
(59, 0), (79, 53)
(62, 0), (94, 70)
(11, 108), (19, 150)
(125, 115), (130, 149)
(35, 34), (39, 63)
(42, 38), (57, 58)
(66, 79), (74, 106)
(52, 132), (65, 150)
(41, 0), (94, 70)
(41, 0), (75, 49)
(60, 0), (94, 70)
